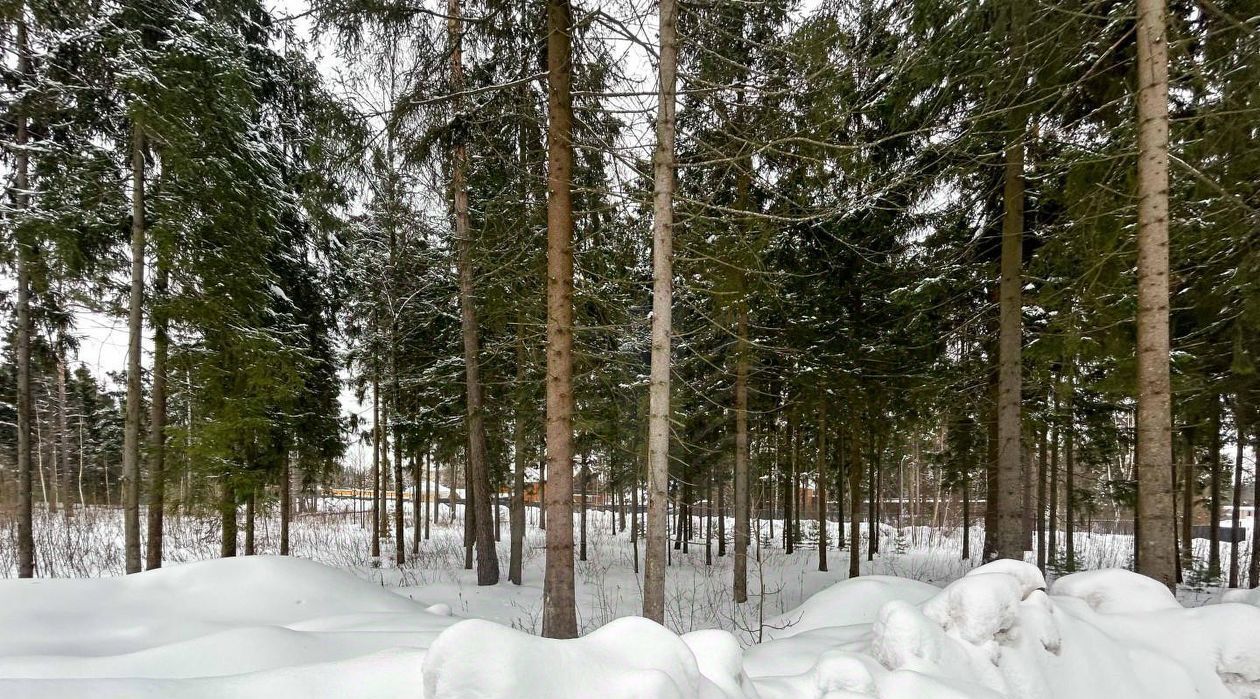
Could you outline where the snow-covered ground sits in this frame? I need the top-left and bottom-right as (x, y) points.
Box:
(1, 504), (1257, 697)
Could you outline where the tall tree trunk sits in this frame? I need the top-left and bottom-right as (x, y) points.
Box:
(868, 436), (878, 560)
(1228, 420), (1243, 588)
(280, 450), (291, 555)
(122, 123), (146, 575)
(425, 452), (433, 540)
(371, 377), (381, 560)
(509, 337), (528, 585)
(963, 466), (972, 560)
(785, 410), (796, 554)
(57, 352), (73, 519)
(632, 459), (640, 574)
(448, 0), (497, 586)
(1066, 391), (1077, 571)
(848, 426), (862, 577)
(643, 0), (678, 623)
(220, 480), (237, 558)
(1134, 0), (1177, 589)
(734, 305), (751, 601)
(1208, 399), (1222, 578)
(1249, 432), (1259, 588)
(1049, 389), (1060, 567)
(145, 259), (169, 569)
(244, 490), (255, 556)
(13, 16), (35, 578)
(1181, 432), (1194, 570)
(541, 0), (578, 639)
(817, 403), (828, 572)
(982, 370), (1000, 561)
(1037, 425), (1048, 571)
(380, 404), (390, 540)
(411, 452), (420, 555)
(579, 456), (588, 562)
(993, 113), (1026, 561)
(718, 481), (726, 557)
(393, 405), (405, 567)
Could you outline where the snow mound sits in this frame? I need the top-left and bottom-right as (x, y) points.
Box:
(0, 556), (456, 697)
(1050, 569), (1180, 613)
(423, 617), (705, 698)
(763, 575), (939, 640)
(1219, 587), (1260, 608)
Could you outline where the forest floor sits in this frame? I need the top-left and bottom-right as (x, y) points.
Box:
(1, 502), (1257, 698)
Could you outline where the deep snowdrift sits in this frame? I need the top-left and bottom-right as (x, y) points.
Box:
(2, 555), (1258, 698)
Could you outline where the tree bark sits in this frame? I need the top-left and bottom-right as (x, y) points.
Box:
(220, 480), (237, 558)
(1228, 419), (1243, 588)
(1208, 399), (1222, 578)
(848, 426), (862, 577)
(1048, 390), (1059, 567)
(371, 376), (381, 560)
(993, 114), (1026, 562)
(13, 16), (35, 578)
(541, 0), (578, 639)
(280, 450), (291, 555)
(817, 403), (828, 572)
(244, 490), (255, 556)
(1036, 425), (1048, 571)
(643, 0), (678, 623)
(123, 122), (146, 575)
(734, 305), (751, 601)
(57, 352), (74, 519)
(1249, 432), (1259, 588)
(145, 259), (169, 569)
(448, 0), (497, 585)
(509, 342), (527, 584)
(1134, 0), (1177, 590)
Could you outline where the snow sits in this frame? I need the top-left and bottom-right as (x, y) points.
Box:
(2, 507), (1258, 698)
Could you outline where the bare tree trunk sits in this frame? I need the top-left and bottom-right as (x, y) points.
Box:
(220, 480), (237, 558)
(541, 0), (578, 639)
(13, 16), (35, 578)
(57, 352), (74, 519)
(380, 406), (390, 540)
(393, 410), (405, 567)
(642, 0), (678, 623)
(244, 490), (255, 556)
(145, 259), (168, 569)
(579, 456), (588, 562)
(425, 452), (433, 540)
(868, 436), (878, 561)
(1228, 419), (1243, 588)
(509, 335), (528, 584)
(848, 426), (862, 577)
(1181, 432), (1193, 570)
(817, 403), (828, 572)
(993, 114), (1025, 561)
(632, 451), (641, 574)
(1208, 399), (1222, 578)
(718, 481), (726, 557)
(1066, 390), (1076, 571)
(1036, 425), (1048, 571)
(1249, 432), (1259, 588)
(963, 466), (972, 560)
(122, 123), (147, 574)
(1134, 0), (1177, 590)
(785, 410), (796, 554)
(411, 452), (420, 556)
(734, 305), (751, 601)
(1049, 390), (1060, 568)
(448, 0), (497, 585)
(371, 377), (381, 560)
(280, 450), (291, 555)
